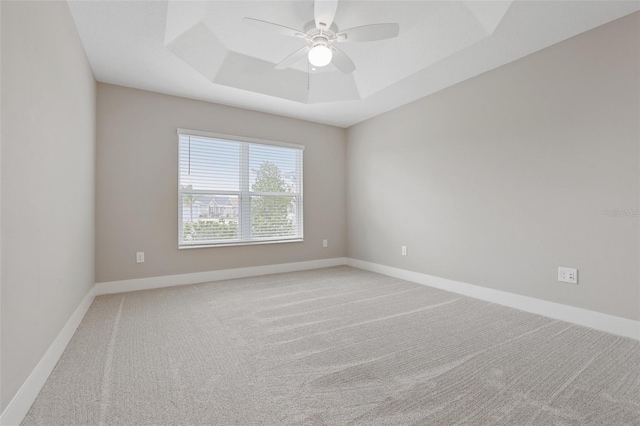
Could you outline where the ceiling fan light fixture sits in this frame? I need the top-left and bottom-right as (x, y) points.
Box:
(308, 44), (332, 67)
(244, 0), (399, 73)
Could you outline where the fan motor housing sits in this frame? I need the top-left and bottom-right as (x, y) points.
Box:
(304, 20), (338, 41)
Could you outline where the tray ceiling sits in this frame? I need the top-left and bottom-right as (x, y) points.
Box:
(67, 1), (640, 127)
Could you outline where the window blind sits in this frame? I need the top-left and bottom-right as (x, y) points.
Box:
(178, 130), (304, 248)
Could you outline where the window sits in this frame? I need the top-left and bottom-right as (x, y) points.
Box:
(178, 129), (304, 248)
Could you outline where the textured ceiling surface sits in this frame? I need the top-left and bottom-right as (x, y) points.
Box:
(67, 1), (640, 127)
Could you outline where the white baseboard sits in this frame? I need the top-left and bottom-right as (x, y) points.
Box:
(346, 258), (640, 341)
(0, 287), (96, 426)
(95, 257), (348, 295)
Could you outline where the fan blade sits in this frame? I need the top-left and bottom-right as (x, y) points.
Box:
(243, 17), (306, 38)
(275, 46), (311, 70)
(330, 46), (356, 74)
(336, 23), (399, 42)
(314, 0), (338, 30)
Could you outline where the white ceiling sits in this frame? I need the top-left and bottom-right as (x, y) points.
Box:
(67, 0), (640, 128)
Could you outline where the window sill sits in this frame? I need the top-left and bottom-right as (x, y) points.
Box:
(178, 238), (304, 250)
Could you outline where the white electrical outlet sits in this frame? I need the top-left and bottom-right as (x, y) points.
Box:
(136, 252), (145, 263)
(323, 239), (328, 248)
(558, 267), (577, 284)
(401, 246), (407, 256)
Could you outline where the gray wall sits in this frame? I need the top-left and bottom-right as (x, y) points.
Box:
(1, 1), (96, 410)
(347, 13), (640, 321)
(96, 84), (347, 283)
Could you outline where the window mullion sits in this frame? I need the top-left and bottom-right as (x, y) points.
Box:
(240, 142), (251, 241)
(296, 149), (303, 238)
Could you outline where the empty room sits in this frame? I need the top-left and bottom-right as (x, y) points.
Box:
(1, 0), (639, 424)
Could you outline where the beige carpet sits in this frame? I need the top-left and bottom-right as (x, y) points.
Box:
(23, 266), (640, 425)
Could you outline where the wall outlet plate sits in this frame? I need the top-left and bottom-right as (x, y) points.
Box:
(136, 252), (145, 263)
(323, 239), (328, 248)
(401, 246), (407, 256)
(558, 267), (577, 284)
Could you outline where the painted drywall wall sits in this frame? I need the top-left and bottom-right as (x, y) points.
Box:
(347, 12), (640, 321)
(1, 1), (96, 411)
(0, 0), (3, 414)
(96, 84), (347, 283)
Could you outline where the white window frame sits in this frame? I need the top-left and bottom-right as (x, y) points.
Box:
(177, 129), (304, 249)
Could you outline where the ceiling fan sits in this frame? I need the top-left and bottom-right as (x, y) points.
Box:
(243, 0), (399, 74)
